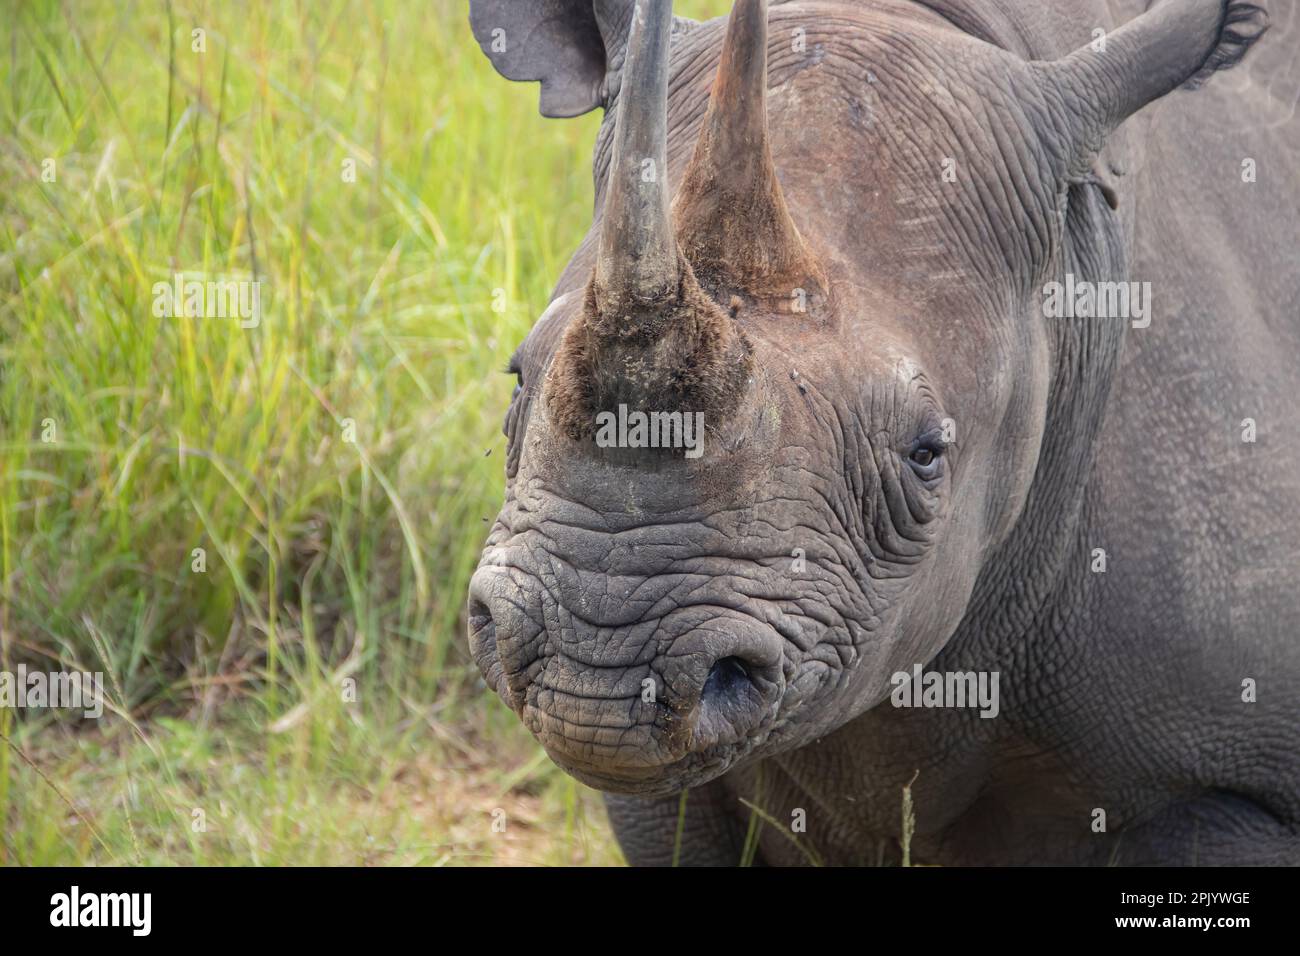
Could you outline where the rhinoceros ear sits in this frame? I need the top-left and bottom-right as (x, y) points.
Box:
(1033, 0), (1267, 178)
(470, 0), (688, 119)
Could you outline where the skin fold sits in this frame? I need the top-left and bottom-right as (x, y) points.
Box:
(466, 0), (1300, 864)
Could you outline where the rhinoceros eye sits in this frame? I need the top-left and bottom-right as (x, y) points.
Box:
(505, 357), (524, 401)
(908, 443), (944, 480)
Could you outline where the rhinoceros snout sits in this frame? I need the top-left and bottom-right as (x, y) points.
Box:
(467, 564), (784, 788)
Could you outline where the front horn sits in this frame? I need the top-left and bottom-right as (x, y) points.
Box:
(546, 0), (754, 445)
(592, 0), (681, 315)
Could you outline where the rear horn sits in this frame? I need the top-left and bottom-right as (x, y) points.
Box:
(673, 0), (823, 297)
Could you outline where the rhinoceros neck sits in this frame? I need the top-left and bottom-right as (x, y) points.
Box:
(956, 186), (1132, 657)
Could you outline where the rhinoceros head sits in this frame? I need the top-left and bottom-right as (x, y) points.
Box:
(466, 0), (1266, 795)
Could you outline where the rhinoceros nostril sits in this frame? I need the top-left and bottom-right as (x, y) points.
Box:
(467, 597), (499, 669)
(468, 592), (517, 708)
(702, 656), (751, 703)
(468, 596), (496, 653)
(691, 654), (772, 751)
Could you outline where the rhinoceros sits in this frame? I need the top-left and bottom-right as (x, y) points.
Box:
(466, 0), (1299, 865)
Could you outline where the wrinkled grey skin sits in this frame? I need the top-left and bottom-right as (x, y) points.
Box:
(467, 0), (1300, 864)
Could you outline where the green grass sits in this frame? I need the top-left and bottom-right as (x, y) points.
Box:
(0, 0), (731, 865)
